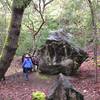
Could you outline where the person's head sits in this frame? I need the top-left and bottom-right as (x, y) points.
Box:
(25, 53), (31, 58)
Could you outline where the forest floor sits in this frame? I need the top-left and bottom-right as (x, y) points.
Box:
(0, 47), (100, 100)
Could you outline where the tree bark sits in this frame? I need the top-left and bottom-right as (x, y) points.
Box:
(0, 0), (32, 81)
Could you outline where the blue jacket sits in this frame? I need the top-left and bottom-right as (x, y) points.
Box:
(22, 58), (33, 68)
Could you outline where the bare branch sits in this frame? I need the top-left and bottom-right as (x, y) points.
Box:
(24, 24), (31, 30)
(39, 0), (42, 13)
(26, 0), (53, 39)
(43, 0), (46, 5)
(34, 13), (45, 37)
(27, 14), (35, 30)
(42, 0), (46, 12)
(42, 0), (53, 13)
(44, 0), (53, 7)
(32, 1), (40, 13)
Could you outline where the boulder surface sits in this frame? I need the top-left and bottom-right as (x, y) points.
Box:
(38, 29), (88, 75)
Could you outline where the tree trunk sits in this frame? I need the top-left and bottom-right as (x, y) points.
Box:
(0, 0), (32, 81)
(87, 0), (98, 83)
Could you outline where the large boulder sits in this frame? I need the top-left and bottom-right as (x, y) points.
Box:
(38, 29), (88, 75)
(47, 73), (84, 100)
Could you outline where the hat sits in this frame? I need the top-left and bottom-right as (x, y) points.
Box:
(25, 54), (30, 57)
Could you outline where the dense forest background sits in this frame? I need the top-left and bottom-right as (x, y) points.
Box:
(0, 0), (100, 56)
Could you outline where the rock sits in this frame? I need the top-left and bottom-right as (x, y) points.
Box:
(38, 29), (88, 75)
(47, 73), (84, 100)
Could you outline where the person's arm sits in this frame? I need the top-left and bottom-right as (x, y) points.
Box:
(22, 60), (25, 67)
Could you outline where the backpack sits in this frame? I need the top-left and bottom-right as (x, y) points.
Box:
(22, 58), (33, 68)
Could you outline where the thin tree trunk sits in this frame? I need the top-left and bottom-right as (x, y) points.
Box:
(87, 0), (98, 83)
(0, 0), (32, 81)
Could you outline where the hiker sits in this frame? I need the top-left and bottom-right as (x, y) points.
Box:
(22, 53), (33, 80)
(32, 55), (39, 71)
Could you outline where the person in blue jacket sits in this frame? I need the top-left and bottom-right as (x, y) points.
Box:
(22, 53), (33, 80)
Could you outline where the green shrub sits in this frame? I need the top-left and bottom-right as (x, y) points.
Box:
(32, 91), (46, 100)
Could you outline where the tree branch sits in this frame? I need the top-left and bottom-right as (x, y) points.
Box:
(45, 0), (53, 7)
(26, 0), (54, 39)
(27, 14), (35, 31)
(39, 0), (42, 13)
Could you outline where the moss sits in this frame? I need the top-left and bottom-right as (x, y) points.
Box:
(0, 35), (8, 57)
(32, 91), (46, 100)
